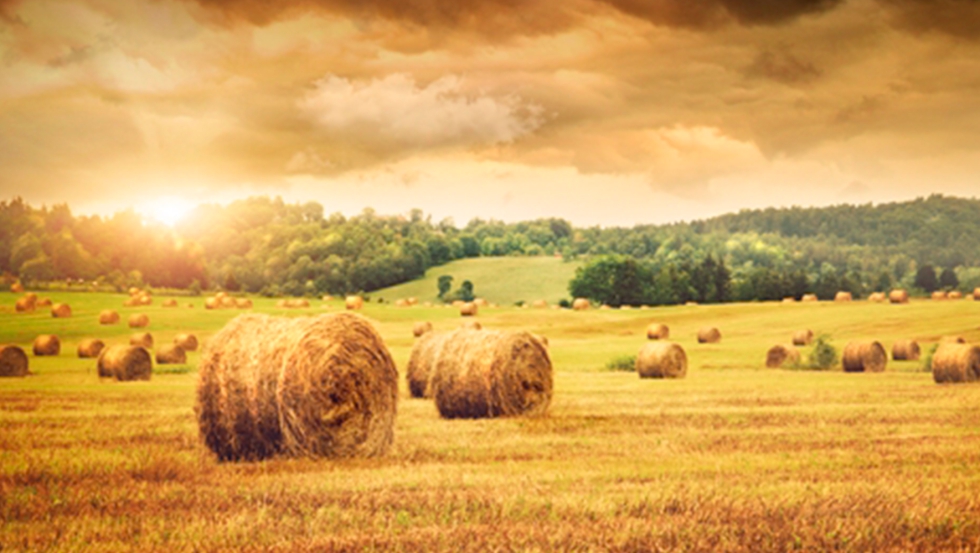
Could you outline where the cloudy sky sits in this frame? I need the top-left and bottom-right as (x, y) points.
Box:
(1, 0), (979, 226)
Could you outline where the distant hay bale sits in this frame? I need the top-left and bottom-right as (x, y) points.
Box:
(220, 296), (236, 309)
(460, 302), (478, 317)
(834, 291), (853, 302)
(801, 294), (818, 302)
(932, 291), (947, 301)
(599, 304), (611, 310)
(782, 297), (796, 303)
(394, 299), (408, 307)
(932, 343), (980, 384)
(868, 292), (886, 302)
(128, 287), (141, 297)
(531, 300), (548, 309)
(10, 282), (24, 293)
(430, 329), (552, 419)
(766, 344), (800, 368)
(128, 313), (149, 328)
(139, 294), (153, 306)
(156, 344), (187, 364)
(460, 320), (483, 330)
(36, 298), (52, 307)
(949, 291), (963, 300)
(406, 332), (450, 398)
(322, 295), (334, 302)
(162, 298), (178, 308)
(792, 329), (814, 346)
(205, 298), (219, 310)
(345, 296), (364, 310)
(195, 312), (398, 461)
(236, 298), (253, 309)
(636, 342), (687, 378)
(215, 292), (228, 300)
(33, 335), (60, 356)
(572, 298), (590, 311)
(97, 345), (152, 381)
(77, 338), (105, 358)
(940, 336), (967, 344)
(473, 298), (489, 307)
(842, 341), (887, 372)
(24, 292), (37, 305)
(412, 321), (433, 338)
(51, 303), (72, 318)
(130, 332), (154, 349)
(646, 323), (670, 340)
(99, 310), (120, 325)
(275, 299), (288, 308)
(407, 297), (418, 306)
(685, 301), (699, 306)
(891, 340), (920, 361)
(889, 289), (909, 304)
(123, 297), (140, 307)
(0, 345), (29, 377)
(14, 297), (34, 312)
(974, 288), (980, 301)
(174, 333), (199, 351)
(697, 327), (721, 344)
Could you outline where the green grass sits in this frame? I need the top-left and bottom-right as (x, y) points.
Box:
(3, 290), (980, 551)
(372, 256), (582, 306)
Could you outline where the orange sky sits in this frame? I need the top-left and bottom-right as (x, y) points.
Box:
(1, 0), (979, 225)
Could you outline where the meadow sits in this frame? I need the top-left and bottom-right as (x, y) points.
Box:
(2, 289), (980, 551)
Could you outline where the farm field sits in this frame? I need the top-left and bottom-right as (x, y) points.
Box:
(2, 291), (980, 551)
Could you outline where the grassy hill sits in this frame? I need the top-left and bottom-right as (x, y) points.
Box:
(372, 256), (582, 306)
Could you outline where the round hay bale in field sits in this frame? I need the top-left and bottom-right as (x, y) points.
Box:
(33, 335), (60, 356)
(322, 295), (334, 302)
(196, 312), (398, 461)
(697, 327), (721, 344)
(932, 291), (947, 301)
(782, 297), (796, 303)
(128, 313), (149, 328)
(572, 298), (590, 311)
(36, 298), (52, 307)
(139, 294), (153, 306)
(889, 289), (909, 304)
(940, 336), (967, 344)
(834, 291), (853, 302)
(394, 299), (408, 307)
(14, 297), (34, 312)
(531, 300), (548, 309)
(685, 301), (699, 306)
(97, 345), (152, 381)
(792, 329), (814, 346)
(99, 310), (120, 325)
(974, 288), (980, 300)
(430, 329), (552, 419)
(0, 345), (29, 376)
(801, 294), (818, 302)
(473, 298), (489, 308)
(128, 287), (141, 297)
(235, 298), (253, 309)
(215, 292), (228, 300)
(156, 344), (187, 364)
(205, 297), (219, 310)
(599, 304), (611, 310)
(868, 292), (886, 302)
(24, 292), (37, 304)
(275, 299), (288, 308)
(51, 303), (72, 318)
(10, 282), (24, 293)
(646, 323), (670, 340)
(174, 333), (199, 351)
(460, 302), (478, 317)
(220, 296), (236, 309)
(949, 291), (963, 300)
(460, 320), (483, 331)
(130, 332), (153, 349)
(842, 341), (887, 373)
(636, 342), (687, 378)
(345, 296), (364, 310)
(406, 332), (450, 398)
(123, 297), (139, 307)
(162, 298), (178, 308)
(891, 340), (920, 361)
(407, 297), (418, 306)
(412, 321), (433, 338)
(77, 338), (105, 359)
(931, 343), (980, 384)
(766, 344), (800, 368)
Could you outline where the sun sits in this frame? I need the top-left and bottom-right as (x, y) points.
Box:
(141, 197), (194, 227)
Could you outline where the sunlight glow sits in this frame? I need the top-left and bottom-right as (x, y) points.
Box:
(140, 197), (194, 227)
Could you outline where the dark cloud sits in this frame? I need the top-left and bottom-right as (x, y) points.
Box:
(878, 0), (980, 40)
(746, 49), (822, 84)
(604, 0), (844, 29)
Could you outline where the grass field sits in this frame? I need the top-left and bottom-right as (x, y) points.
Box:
(2, 291), (980, 551)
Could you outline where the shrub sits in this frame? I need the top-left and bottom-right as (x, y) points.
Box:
(804, 335), (838, 370)
(921, 344), (939, 373)
(606, 354), (636, 372)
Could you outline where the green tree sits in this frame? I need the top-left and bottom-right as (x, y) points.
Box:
(455, 280), (475, 302)
(569, 255), (652, 307)
(939, 267), (959, 290)
(915, 264), (938, 292)
(437, 275), (453, 298)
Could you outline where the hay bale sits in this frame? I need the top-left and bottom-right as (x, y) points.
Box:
(97, 345), (152, 381)
(123, 297), (140, 307)
(322, 295), (334, 301)
(842, 341), (887, 372)
(10, 282), (24, 293)
(646, 323), (670, 340)
(599, 304), (611, 310)
(406, 331), (450, 398)
(0, 345), (29, 377)
(697, 327), (721, 344)
(14, 297), (34, 312)
(949, 291), (964, 300)
(407, 297), (418, 306)
(940, 336), (967, 344)
(51, 303), (72, 318)
(889, 289), (909, 304)
(130, 332), (154, 349)
(215, 292), (228, 300)
(156, 344), (187, 364)
(932, 291), (947, 301)
(459, 320), (482, 330)
(782, 297), (796, 303)
(801, 294), (818, 302)
(636, 342), (687, 378)
(275, 299), (288, 308)
(99, 310), (120, 325)
(834, 291), (853, 302)
(77, 338), (105, 358)
(572, 298), (590, 311)
(36, 298), (52, 307)
(139, 294), (153, 306)
(974, 288), (980, 300)
(412, 321), (433, 338)
(128, 313), (149, 328)
(537, 335), (549, 347)
(531, 300), (548, 308)
(473, 298), (489, 308)
(345, 296), (364, 310)
(430, 329), (552, 419)
(236, 298), (253, 309)
(220, 296), (236, 309)
(932, 343), (980, 384)
(128, 287), (141, 296)
(460, 302), (478, 317)
(33, 335), (60, 356)
(792, 329), (814, 346)
(891, 340), (920, 361)
(174, 333), (199, 351)
(766, 344), (800, 368)
(162, 298), (178, 308)
(195, 312), (398, 461)
(868, 292), (886, 302)
(394, 299), (408, 307)
(205, 297), (219, 310)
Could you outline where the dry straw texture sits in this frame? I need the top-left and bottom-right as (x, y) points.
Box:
(636, 342), (687, 378)
(459, 320), (482, 330)
(572, 298), (590, 311)
(842, 341), (887, 372)
(174, 333), (199, 351)
(430, 329), (552, 419)
(406, 332), (451, 398)
(868, 292), (887, 302)
(697, 327), (722, 344)
(473, 298), (489, 307)
(889, 289), (910, 304)
(412, 321), (433, 338)
(33, 335), (60, 356)
(220, 297), (236, 309)
(835, 291), (853, 302)
(974, 287), (980, 300)
(532, 300), (548, 309)
(14, 297), (34, 312)
(205, 298), (219, 310)
(792, 329), (814, 346)
(98, 310), (120, 325)
(766, 345), (801, 368)
(0, 345), (29, 377)
(891, 340), (921, 361)
(345, 296), (364, 310)
(10, 282), (24, 293)
(782, 297), (796, 303)
(801, 294), (818, 302)
(130, 333), (154, 349)
(156, 344), (187, 364)
(128, 313), (149, 328)
(236, 298), (253, 309)
(932, 343), (980, 384)
(51, 303), (72, 318)
(77, 339), (105, 359)
(932, 291), (947, 301)
(196, 312), (398, 461)
(646, 323), (670, 340)
(162, 299), (178, 308)
(460, 302), (478, 317)
(394, 299), (408, 307)
(949, 291), (963, 300)
(98, 345), (152, 381)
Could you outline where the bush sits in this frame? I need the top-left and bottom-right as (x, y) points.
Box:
(606, 354), (636, 372)
(803, 335), (838, 370)
(558, 299), (571, 309)
(921, 344), (939, 373)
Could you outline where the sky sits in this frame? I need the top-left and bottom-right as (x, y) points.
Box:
(1, 0), (979, 227)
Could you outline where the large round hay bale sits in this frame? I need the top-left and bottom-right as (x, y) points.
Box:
(891, 340), (920, 361)
(792, 329), (814, 346)
(77, 338), (105, 359)
(33, 335), (60, 356)
(394, 299), (408, 308)
(220, 296), (236, 309)
(0, 345), (29, 377)
(130, 332), (154, 349)
(532, 300), (548, 309)
(868, 292), (886, 302)
(51, 303), (72, 318)
(139, 294), (153, 306)
(10, 282), (24, 293)
(236, 298), (253, 309)
(345, 296), (364, 310)
(636, 342), (687, 378)
(782, 297), (796, 304)
(460, 320), (482, 330)
(572, 298), (590, 311)
(407, 297), (418, 306)
(205, 297), (219, 310)
(646, 323), (669, 340)
(697, 327), (721, 344)
(932, 343), (980, 384)
(162, 298), (178, 308)
(842, 341), (887, 372)
(949, 290), (963, 300)
(97, 345), (152, 381)
(128, 313), (149, 328)
(412, 321), (433, 338)
(834, 291), (853, 302)
(215, 291), (228, 300)
(196, 312), (398, 461)
(801, 294), (818, 302)
(889, 289), (909, 304)
(156, 344), (187, 364)
(174, 333), (199, 351)
(459, 302), (478, 317)
(766, 344), (800, 368)
(406, 332), (450, 398)
(36, 298), (52, 307)
(974, 288), (980, 301)
(932, 291), (947, 301)
(14, 297), (34, 312)
(99, 310), (120, 325)
(430, 329), (552, 419)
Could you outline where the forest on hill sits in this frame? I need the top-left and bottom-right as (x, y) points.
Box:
(2, 194), (978, 304)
